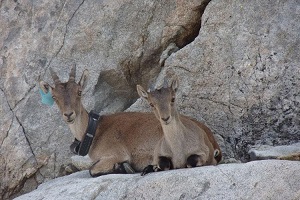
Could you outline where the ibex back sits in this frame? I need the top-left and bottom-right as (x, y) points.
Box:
(137, 75), (222, 174)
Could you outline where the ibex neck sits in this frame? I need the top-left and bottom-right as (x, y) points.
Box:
(161, 110), (186, 144)
(166, 109), (183, 128)
(161, 111), (187, 167)
(68, 105), (89, 141)
(162, 117), (185, 134)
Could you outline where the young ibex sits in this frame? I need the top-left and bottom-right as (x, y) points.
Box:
(137, 75), (221, 174)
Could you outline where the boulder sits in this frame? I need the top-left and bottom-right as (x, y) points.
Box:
(15, 160), (300, 200)
(0, 0), (208, 198)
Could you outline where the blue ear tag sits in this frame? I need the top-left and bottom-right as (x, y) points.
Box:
(39, 88), (54, 106)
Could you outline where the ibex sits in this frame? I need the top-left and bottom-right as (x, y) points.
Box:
(39, 66), (166, 176)
(137, 75), (221, 174)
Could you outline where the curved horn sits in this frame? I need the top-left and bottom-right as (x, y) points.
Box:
(50, 68), (60, 84)
(69, 64), (76, 82)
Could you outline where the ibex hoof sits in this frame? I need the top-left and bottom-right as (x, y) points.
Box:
(113, 162), (135, 174)
(158, 156), (173, 171)
(141, 165), (157, 176)
(186, 154), (204, 168)
(122, 162), (136, 174)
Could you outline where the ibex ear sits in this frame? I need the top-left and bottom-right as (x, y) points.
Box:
(136, 85), (149, 99)
(39, 81), (52, 94)
(79, 69), (89, 89)
(171, 76), (179, 92)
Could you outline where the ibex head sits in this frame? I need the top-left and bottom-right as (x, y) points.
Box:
(137, 76), (179, 125)
(39, 65), (89, 124)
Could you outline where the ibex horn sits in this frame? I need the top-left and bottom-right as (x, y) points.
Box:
(49, 68), (61, 84)
(69, 64), (76, 82)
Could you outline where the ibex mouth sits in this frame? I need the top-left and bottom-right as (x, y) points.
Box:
(67, 119), (75, 124)
(161, 116), (171, 125)
(163, 121), (171, 125)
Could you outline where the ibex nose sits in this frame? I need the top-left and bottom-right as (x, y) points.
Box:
(161, 116), (170, 122)
(64, 112), (74, 118)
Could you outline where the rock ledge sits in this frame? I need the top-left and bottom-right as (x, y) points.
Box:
(15, 160), (300, 200)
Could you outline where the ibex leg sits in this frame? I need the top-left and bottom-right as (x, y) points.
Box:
(89, 156), (131, 177)
(186, 154), (206, 168)
(141, 156), (172, 176)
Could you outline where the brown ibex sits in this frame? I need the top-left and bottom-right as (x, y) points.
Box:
(137, 75), (221, 174)
(40, 66), (165, 176)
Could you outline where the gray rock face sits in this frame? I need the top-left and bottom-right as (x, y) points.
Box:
(15, 160), (300, 200)
(1, 0), (300, 198)
(0, 0), (209, 198)
(249, 143), (300, 160)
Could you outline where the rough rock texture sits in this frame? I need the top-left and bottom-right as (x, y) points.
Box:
(15, 160), (300, 200)
(249, 142), (300, 160)
(71, 155), (93, 171)
(130, 0), (300, 161)
(1, 0), (300, 199)
(0, 0), (209, 198)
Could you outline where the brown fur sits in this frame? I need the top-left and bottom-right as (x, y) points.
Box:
(189, 118), (222, 163)
(137, 76), (222, 171)
(88, 112), (163, 173)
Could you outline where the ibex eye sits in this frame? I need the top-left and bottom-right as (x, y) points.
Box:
(171, 97), (175, 102)
(149, 103), (154, 107)
(78, 91), (82, 96)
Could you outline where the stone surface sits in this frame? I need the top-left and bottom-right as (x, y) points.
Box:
(15, 160), (300, 200)
(249, 143), (300, 160)
(1, 0), (300, 198)
(0, 0), (208, 198)
(71, 155), (93, 171)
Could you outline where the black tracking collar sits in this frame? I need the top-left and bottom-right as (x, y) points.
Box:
(70, 110), (101, 156)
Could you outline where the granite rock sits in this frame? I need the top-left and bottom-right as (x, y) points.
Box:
(0, 0), (209, 198)
(15, 160), (300, 200)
